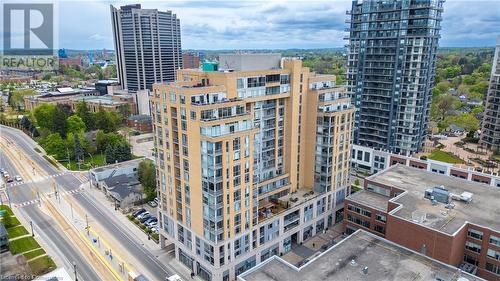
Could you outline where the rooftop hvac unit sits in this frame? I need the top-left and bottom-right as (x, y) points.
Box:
(450, 191), (473, 203)
(424, 186), (449, 204)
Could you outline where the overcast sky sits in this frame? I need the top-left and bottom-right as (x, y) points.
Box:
(55, 0), (500, 50)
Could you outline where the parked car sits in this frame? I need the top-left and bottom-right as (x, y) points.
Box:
(154, 197), (159, 204)
(139, 214), (152, 223)
(136, 211), (150, 220)
(132, 208), (146, 217)
(0, 168), (6, 175)
(144, 217), (157, 226)
(148, 201), (158, 207)
(147, 222), (158, 229)
(152, 226), (159, 233)
(146, 220), (158, 228)
(5, 176), (13, 183)
(14, 175), (22, 182)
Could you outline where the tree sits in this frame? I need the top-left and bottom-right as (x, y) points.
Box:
(53, 105), (69, 137)
(9, 88), (35, 110)
(33, 103), (56, 130)
(74, 133), (84, 163)
(75, 101), (94, 130)
(41, 133), (66, 159)
(105, 144), (116, 164)
(94, 107), (120, 133)
(67, 115), (86, 134)
(431, 95), (458, 121)
(138, 159), (156, 201)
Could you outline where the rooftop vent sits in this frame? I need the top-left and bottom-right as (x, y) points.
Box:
(424, 186), (450, 204)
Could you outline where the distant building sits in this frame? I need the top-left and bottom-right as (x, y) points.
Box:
(218, 53), (281, 71)
(95, 79), (120, 95)
(238, 229), (481, 281)
(71, 94), (137, 117)
(24, 87), (99, 111)
(127, 114), (152, 133)
(134, 90), (151, 116)
(182, 53), (200, 69)
(110, 4), (182, 91)
(59, 57), (83, 66)
(344, 165), (500, 280)
(480, 36), (500, 150)
(346, 0), (445, 154)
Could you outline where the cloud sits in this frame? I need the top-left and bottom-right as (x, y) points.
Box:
(54, 0), (499, 50)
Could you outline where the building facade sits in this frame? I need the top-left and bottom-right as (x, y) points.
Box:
(182, 53), (201, 69)
(151, 56), (355, 281)
(480, 36), (500, 151)
(344, 165), (500, 280)
(346, 0), (444, 154)
(110, 4), (182, 91)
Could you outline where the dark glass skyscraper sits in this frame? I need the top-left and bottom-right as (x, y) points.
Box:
(346, 0), (444, 155)
(480, 36), (500, 150)
(111, 4), (182, 91)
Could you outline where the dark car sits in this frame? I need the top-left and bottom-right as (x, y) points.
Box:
(5, 176), (13, 183)
(132, 208), (146, 217)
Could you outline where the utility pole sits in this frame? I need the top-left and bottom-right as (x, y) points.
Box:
(30, 221), (34, 237)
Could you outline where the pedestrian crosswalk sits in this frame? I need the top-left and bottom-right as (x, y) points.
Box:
(13, 187), (84, 208)
(6, 172), (67, 187)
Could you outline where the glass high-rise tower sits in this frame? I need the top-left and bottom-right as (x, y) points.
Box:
(346, 0), (444, 154)
(110, 4), (182, 91)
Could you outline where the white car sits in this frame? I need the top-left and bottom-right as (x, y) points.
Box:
(166, 274), (183, 281)
(15, 175), (22, 182)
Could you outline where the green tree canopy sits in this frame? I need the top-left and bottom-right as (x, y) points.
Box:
(138, 159), (156, 201)
(40, 133), (66, 159)
(75, 101), (94, 130)
(67, 115), (86, 134)
(33, 103), (56, 130)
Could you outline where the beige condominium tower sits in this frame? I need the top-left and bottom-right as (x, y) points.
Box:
(151, 54), (355, 281)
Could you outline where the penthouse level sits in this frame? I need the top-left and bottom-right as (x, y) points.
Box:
(345, 165), (500, 280)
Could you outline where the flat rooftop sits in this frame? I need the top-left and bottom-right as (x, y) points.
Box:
(239, 230), (481, 281)
(347, 189), (388, 211)
(368, 165), (500, 234)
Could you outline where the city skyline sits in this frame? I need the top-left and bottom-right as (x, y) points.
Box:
(53, 0), (500, 50)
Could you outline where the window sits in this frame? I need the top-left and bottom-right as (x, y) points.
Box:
(190, 110), (197, 120)
(490, 235), (500, 247)
(463, 254), (479, 266)
(486, 262), (500, 275)
(376, 214), (386, 223)
(170, 92), (176, 103)
(465, 241), (481, 253)
(487, 249), (500, 261)
(374, 225), (385, 234)
(467, 229), (483, 240)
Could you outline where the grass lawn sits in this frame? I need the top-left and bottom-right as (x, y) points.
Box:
(67, 153), (106, 171)
(7, 225), (29, 239)
(428, 149), (465, 164)
(9, 236), (41, 255)
(28, 256), (56, 276)
(0, 205), (14, 216)
(23, 248), (46, 260)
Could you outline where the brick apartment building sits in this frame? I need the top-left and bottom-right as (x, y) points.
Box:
(344, 164), (500, 280)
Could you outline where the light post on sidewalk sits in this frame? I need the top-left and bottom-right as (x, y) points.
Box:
(86, 214), (89, 235)
(73, 261), (78, 281)
(87, 153), (94, 187)
(30, 221), (34, 237)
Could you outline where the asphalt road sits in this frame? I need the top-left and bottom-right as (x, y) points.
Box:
(0, 151), (101, 281)
(1, 125), (175, 281)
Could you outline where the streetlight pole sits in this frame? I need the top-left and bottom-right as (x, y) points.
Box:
(88, 153), (94, 188)
(73, 261), (78, 281)
(30, 221), (34, 237)
(86, 214), (89, 235)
